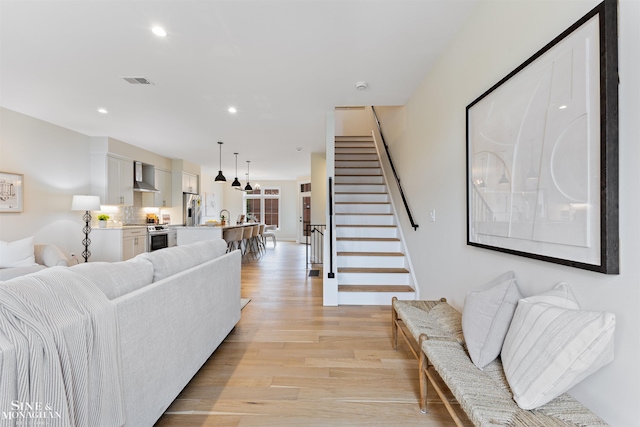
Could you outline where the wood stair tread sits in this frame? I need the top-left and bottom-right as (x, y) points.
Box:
(338, 285), (415, 293)
(336, 237), (400, 241)
(337, 251), (404, 256)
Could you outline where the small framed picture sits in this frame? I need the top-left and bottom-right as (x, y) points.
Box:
(237, 214), (245, 224)
(0, 171), (23, 213)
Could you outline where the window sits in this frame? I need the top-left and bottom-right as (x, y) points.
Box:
(244, 187), (280, 227)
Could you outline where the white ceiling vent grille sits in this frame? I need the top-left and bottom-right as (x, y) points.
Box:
(121, 76), (154, 85)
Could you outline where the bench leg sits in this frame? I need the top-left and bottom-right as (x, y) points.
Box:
(391, 297), (398, 351)
(419, 334), (428, 413)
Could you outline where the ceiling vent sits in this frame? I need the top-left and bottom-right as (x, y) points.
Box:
(122, 76), (154, 85)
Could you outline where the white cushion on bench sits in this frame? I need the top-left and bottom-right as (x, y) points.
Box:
(462, 271), (522, 369)
(502, 283), (616, 410)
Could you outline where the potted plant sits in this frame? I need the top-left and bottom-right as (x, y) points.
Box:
(97, 214), (109, 228)
(220, 215), (226, 226)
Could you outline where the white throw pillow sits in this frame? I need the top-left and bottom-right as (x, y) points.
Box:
(0, 236), (37, 268)
(501, 283), (615, 410)
(462, 271), (522, 369)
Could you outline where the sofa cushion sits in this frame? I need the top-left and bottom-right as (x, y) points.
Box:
(34, 244), (69, 267)
(71, 257), (154, 300)
(501, 283), (616, 410)
(0, 236), (37, 268)
(462, 271), (522, 369)
(140, 239), (228, 282)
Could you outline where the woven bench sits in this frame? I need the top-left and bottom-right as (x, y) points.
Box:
(392, 298), (609, 427)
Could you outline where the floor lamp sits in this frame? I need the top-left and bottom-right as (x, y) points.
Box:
(71, 195), (101, 262)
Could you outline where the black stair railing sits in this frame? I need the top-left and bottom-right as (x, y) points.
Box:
(371, 106), (419, 230)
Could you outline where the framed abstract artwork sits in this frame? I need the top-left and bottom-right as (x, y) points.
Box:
(466, 0), (618, 274)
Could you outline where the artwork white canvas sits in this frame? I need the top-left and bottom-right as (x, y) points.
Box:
(468, 15), (601, 265)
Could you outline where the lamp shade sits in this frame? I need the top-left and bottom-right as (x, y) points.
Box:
(71, 195), (101, 211)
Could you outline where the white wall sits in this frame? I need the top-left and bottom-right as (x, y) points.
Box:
(0, 108), (92, 257)
(381, 1), (639, 425)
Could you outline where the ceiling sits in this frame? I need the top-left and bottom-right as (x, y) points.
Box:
(0, 0), (476, 181)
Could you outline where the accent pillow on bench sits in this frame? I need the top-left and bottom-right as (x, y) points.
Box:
(501, 282), (616, 410)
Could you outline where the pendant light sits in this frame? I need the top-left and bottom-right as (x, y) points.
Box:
(231, 153), (241, 187)
(498, 164), (510, 184)
(244, 160), (253, 191)
(214, 141), (226, 183)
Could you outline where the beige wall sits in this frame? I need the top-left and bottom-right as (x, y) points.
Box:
(379, 1), (639, 425)
(0, 108), (92, 256)
(334, 107), (370, 136)
(310, 152), (326, 225)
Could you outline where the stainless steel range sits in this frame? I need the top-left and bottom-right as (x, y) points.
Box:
(147, 224), (177, 252)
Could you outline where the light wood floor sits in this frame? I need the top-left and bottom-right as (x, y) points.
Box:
(155, 242), (471, 427)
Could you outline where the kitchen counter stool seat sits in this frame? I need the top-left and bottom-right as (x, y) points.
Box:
(223, 227), (244, 253)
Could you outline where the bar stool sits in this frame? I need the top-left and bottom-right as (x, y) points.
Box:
(249, 224), (261, 259)
(223, 227), (244, 253)
(241, 226), (254, 260)
(256, 224), (266, 255)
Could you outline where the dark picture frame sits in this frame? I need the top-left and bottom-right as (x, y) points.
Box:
(466, 0), (618, 274)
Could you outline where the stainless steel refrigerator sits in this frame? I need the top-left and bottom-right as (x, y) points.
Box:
(183, 193), (202, 226)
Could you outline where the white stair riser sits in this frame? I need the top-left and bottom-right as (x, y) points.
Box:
(335, 193), (389, 203)
(335, 161), (379, 168)
(335, 154), (379, 161)
(334, 184), (387, 193)
(338, 272), (410, 285)
(335, 203), (392, 214)
(335, 214), (395, 226)
(335, 175), (384, 184)
(336, 227), (398, 238)
(338, 291), (415, 306)
(337, 256), (406, 269)
(335, 168), (381, 175)
(337, 240), (402, 252)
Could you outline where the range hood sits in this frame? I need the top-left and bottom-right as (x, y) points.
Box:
(133, 161), (160, 192)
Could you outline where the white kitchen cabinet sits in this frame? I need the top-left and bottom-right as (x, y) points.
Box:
(91, 154), (134, 206)
(182, 172), (199, 194)
(143, 168), (173, 207)
(90, 227), (147, 262)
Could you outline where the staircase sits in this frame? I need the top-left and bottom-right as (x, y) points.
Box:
(334, 135), (416, 305)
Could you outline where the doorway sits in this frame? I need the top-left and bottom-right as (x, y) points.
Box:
(299, 182), (311, 243)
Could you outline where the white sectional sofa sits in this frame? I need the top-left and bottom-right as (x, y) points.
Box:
(0, 239), (241, 427)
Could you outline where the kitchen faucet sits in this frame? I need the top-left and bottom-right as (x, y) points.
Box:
(219, 209), (230, 222)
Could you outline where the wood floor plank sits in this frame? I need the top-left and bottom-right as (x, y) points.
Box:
(155, 242), (471, 427)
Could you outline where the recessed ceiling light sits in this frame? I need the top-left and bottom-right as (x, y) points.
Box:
(296, 147), (302, 152)
(559, 105), (568, 109)
(152, 26), (167, 37)
(98, 108), (108, 114)
(355, 81), (368, 90)
(228, 107), (237, 113)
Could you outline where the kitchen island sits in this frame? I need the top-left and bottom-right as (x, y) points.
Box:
(175, 223), (257, 246)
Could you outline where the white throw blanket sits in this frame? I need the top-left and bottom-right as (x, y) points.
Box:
(0, 268), (124, 427)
